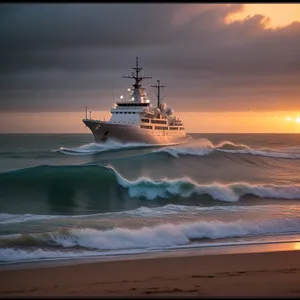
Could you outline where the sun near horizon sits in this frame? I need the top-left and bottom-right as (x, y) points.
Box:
(1, 3), (300, 134)
(2, 111), (300, 134)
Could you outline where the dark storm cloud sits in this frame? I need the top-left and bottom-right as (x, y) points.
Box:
(0, 3), (300, 112)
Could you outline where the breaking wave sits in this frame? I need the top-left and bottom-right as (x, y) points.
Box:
(57, 140), (176, 156)
(155, 140), (300, 159)
(1, 217), (300, 256)
(53, 138), (300, 160)
(1, 165), (300, 202)
(0, 248), (138, 264)
(118, 177), (300, 201)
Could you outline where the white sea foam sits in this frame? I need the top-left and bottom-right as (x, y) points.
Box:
(1, 217), (300, 263)
(0, 248), (98, 263)
(57, 140), (177, 156)
(154, 139), (214, 158)
(155, 139), (300, 159)
(54, 135), (300, 159)
(2, 234), (300, 264)
(113, 169), (300, 201)
(216, 148), (300, 159)
(43, 218), (300, 251)
(0, 213), (62, 225)
(0, 247), (151, 263)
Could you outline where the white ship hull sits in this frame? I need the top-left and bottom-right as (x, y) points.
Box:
(83, 119), (188, 145)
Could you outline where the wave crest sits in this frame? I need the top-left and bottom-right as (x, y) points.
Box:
(115, 170), (300, 201)
(155, 139), (300, 159)
(57, 140), (176, 156)
(1, 218), (300, 254)
(1, 165), (300, 202)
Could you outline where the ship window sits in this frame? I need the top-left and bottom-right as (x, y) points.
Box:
(169, 127), (178, 130)
(117, 103), (149, 107)
(141, 118), (150, 123)
(124, 112), (127, 114)
(155, 126), (168, 130)
(180, 127), (185, 130)
(141, 125), (152, 129)
(128, 112), (131, 114)
(151, 119), (167, 124)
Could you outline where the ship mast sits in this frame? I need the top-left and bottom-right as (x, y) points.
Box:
(122, 57), (152, 89)
(151, 80), (166, 108)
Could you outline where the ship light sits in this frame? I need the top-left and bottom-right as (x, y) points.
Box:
(120, 95), (124, 100)
(132, 97), (135, 101)
(127, 88), (131, 92)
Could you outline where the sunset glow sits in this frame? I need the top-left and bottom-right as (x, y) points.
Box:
(1, 3), (300, 134)
(2, 111), (300, 134)
(226, 4), (300, 28)
(2, 4), (300, 292)
(284, 116), (300, 124)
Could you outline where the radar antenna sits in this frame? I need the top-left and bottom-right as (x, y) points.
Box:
(151, 80), (166, 108)
(122, 57), (152, 88)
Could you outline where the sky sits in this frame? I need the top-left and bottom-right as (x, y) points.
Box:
(1, 3), (300, 133)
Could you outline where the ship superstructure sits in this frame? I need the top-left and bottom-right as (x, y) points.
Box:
(82, 57), (187, 145)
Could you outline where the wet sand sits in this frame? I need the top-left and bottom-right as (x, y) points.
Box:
(1, 249), (300, 297)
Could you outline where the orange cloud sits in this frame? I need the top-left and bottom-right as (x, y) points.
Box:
(226, 4), (300, 28)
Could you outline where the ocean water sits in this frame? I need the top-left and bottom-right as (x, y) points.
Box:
(1, 133), (300, 265)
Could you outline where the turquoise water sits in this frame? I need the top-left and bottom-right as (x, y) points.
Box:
(1, 133), (300, 264)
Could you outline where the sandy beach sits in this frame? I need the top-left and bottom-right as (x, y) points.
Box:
(1, 248), (300, 297)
